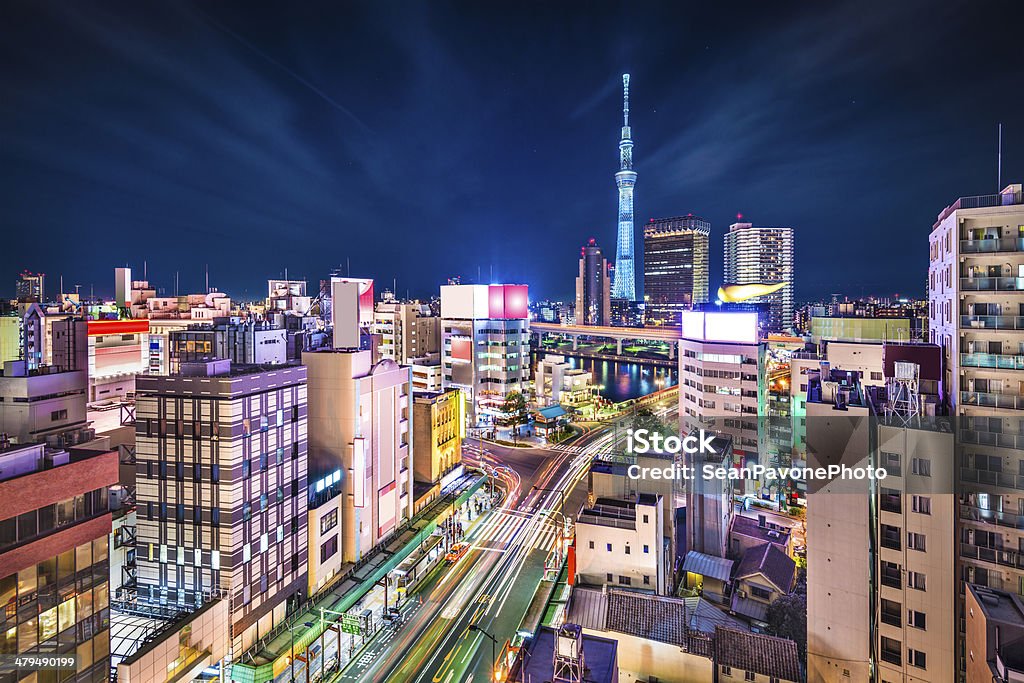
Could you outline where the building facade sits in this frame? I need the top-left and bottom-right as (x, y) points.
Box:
(724, 222), (795, 334)
(134, 361), (309, 654)
(643, 215), (710, 328)
(929, 183), (1024, 675)
(575, 239), (612, 327)
(302, 349), (413, 573)
(411, 389), (464, 510)
(439, 284), (530, 424)
(0, 443), (118, 683)
(373, 301), (440, 365)
(574, 494), (665, 594)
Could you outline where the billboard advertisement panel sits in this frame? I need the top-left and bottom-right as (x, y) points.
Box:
(487, 284), (529, 319)
(352, 437), (365, 509)
(331, 280), (361, 349)
(451, 337), (473, 362)
(331, 277), (374, 325)
(681, 310), (758, 344)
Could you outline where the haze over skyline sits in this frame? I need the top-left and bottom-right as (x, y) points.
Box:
(2, 0), (1021, 302)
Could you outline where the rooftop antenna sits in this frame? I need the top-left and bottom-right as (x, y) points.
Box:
(175, 271), (179, 297)
(143, 260), (147, 281)
(205, 264), (209, 294)
(998, 122), (1003, 191)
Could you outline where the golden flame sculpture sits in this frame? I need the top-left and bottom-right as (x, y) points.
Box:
(717, 282), (786, 303)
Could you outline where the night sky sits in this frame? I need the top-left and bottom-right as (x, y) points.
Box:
(2, 0), (1021, 303)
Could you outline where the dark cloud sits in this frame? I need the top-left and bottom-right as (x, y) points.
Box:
(0, 0), (1021, 301)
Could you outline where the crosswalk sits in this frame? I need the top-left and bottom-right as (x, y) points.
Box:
(468, 509), (561, 552)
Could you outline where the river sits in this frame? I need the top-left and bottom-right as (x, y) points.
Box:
(532, 352), (678, 403)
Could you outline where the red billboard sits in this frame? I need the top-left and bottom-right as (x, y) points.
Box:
(451, 338), (472, 362)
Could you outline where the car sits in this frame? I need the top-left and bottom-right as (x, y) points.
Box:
(445, 542), (470, 562)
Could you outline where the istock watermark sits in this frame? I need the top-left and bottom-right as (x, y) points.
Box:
(627, 428), (718, 455)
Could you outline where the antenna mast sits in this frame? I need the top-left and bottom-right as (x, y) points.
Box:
(998, 123), (1003, 191)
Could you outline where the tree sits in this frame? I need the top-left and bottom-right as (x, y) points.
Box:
(766, 572), (807, 662)
(502, 391), (527, 425)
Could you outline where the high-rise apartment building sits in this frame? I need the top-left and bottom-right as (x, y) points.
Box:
(134, 360), (309, 653)
(373, 301), (440, 364)
(724, 223), (795, 333)
(302, 348), (413, 590)
(611, 74), (637, 303)
(929, 183), (1024, 675)
(0, 442), (117, 683)
(643, 215), (710, 327)
(574, 239), (612, 326)
(439, 284), (530, 423)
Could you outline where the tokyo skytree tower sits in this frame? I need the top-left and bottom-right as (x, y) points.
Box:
(611, 73), (637, 301)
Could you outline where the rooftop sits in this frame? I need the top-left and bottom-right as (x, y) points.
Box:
(682, 551), (735, 583)
(734, 542), (796, 592)
(730, 515), (792, 548)
(713, 626), (803, 681)
(515, 625), (618, 683)
(934, 183), (1024, 229)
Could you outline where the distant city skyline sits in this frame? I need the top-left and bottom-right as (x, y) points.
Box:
(2, 1), (1021, 302)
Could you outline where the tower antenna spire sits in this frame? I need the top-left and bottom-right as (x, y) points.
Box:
(622, 73), (630, 128)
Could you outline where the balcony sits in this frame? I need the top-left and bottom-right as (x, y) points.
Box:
(960, 277), (1024, 292)
(961, 353), (1024, 371)
(961, 314), (1024, 330)
(960, 504), (1024, 530)
(959, 543), (1024, 570)
(961, 428), (1024, 450)
(960, 466), (1024, 492)
(880, 609), (902, 627)
(961, 237), (1024, 254)
(960, 391), (1024, 410)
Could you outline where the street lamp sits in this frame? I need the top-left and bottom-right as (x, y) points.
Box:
(469, 623), (499, 681)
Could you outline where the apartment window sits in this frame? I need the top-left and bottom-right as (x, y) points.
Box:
(880, 524), (901, 550)
(912, 495), (931, 515)
(721, 666), (732, 677)
(643, 544), (650, 554)
(618, 576), (631, 586)
(751, 586), (771, 600)
(908, 571), (926, 591)
(880, 598), (901, 626)
(588, 541), (594, 549)
(625, 546), (631, 555)
(908, 532), (926, 552)
(642, 514), (649, 524)
(870, 372), (883, 381)
(320, 536), (338, 563)
(880, 636), (901, 666)
(49, 409), (67, 422)
(211, 464), (220, 484)
(908, 649), (926, 670)
(880, 451), (901, 477)
(911, 457), (931, 477)
(606, 573), (613, 582)
(880, 488), (901, 513)
(643, 575), (650, 585)
(908, 610), (926, 630)
(606, 543), (612, 552)
(880, 561), (901, 588)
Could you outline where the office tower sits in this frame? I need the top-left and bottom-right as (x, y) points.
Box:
(643, 215), (711, 327)
(134, 360), (309, 653)
(724, 222), (795, 333)
(804, 346), (954, 682)
(302, 348), (413, 589)
(575, 239), (612, 327)
(0, 442), (118, 683)
(611, 74), (637, 303)
(929, 183), (1024, 674)
(373, 301), (441, 364)
(15, 271), (45, 304)
(439, 284), (530, 423)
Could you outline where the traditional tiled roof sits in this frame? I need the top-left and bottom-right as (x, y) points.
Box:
(714, 626), (803, 682)
(734, 542), (795, 592)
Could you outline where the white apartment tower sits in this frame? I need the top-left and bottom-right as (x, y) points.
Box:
(929, 183), (1024, 674)
(724, 222), (795, 333)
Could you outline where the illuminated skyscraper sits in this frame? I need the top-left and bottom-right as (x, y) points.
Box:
(724, 222), (795, 333)
(611, 74), (637, 302)
(575, 238), (612, 326)
(643, 215), (711, 327)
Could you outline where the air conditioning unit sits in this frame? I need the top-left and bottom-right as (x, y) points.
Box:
(736, 590), (747, 598)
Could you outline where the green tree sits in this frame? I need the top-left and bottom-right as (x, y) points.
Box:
(502, 391), (527, 425)
(765, 570), (807, 662)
